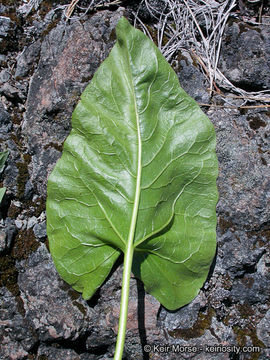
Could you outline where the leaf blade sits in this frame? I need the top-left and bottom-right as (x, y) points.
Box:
(0, 150), (9, 174)
(47, 17), (218, 309)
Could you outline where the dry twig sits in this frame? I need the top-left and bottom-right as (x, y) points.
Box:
(134, 0), (270, 105)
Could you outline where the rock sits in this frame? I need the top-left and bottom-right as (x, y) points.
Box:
(125, 0), (167, 22)
(0, 219), (16, 253)
(15, 40), (41, 78)
(86, 328), (115, 352)
(22, 8), (125, 198)
(33, 220), (47, 239)
(0, 287), (38, 359)
(178, 50), (210, 103)
(0, 54), (7, 66)
(37, 343), (90, 360)
(0, 82), (26, 101)
(15, 219), (26, 230)
(26, 216), (37, 230)
(220, 20), (270, 91)
(0, 231), (6, 253)
(0, 69), (11, 83)
(23, 178), (34, 200)
(230, 273), (270, 305)
(0, 338), (29, 360)
(17, 244), (97, 342)
(83, 265), (162, 358)
(162, 293), (207, 331)
(0, 16), (17, 53)
(257, 253), (270, 276)
(208, 107), (270, 230)
(0, 16), (11, 36)
(17, 0), (43, 17)
(0, 101), (12, 139)
(216, 229), (265, 277)
(5, 219), (17, 247)
(37, 343), (103, 359)
(257, 309), (270, 347)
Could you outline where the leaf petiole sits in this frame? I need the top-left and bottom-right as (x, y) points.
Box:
(114, 242), (134, 360)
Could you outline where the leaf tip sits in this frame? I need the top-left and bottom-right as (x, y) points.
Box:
(116, 16), (132, 42)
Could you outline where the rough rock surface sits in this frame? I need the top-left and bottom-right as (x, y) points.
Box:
(0, 2), (269, 360)
(22, 9), (125, 197)
(219, 19), (270, 91)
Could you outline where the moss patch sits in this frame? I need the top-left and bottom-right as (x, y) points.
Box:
(44, 142), (63, 153)
(247, 115), (266, 131)
(0, 255), (19, 295)
(221, 274), (233, 290)
(7, 202), (21, 218)
(233, 325), (265, 360)
(0, 227), (40, 313)
(218, 216), (235, 235)
(11, 228), (40, 260)
(16, 153), (31, 200)
(37, 355), (49, 360)
(237, 302), (255, 320)
(60, 282), (87, 315)
(168, 308), (215, 340)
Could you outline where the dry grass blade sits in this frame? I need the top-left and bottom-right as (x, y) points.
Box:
(65, 0), (81, 19)
(65, 0), (122, 20)
(135, 0), (270, 104)
(18, 0), (43, 16)
(199, 103), (270, 109)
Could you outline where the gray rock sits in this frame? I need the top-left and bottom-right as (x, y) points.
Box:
(126, 0), (167, 22)
(0, 69), (11, 84)
(15, 40), (41, 78)
(37, 344), (81, 360)
(257, 253), (270, 276)
(216, 229), (265, 277)
(0, 16), (16, 53)
(17, 0), (43, 17)
(178, 50), (210, 103)
(24, 178), (34, 200)
(17, 244), (97, 342)
(257, 310), (270, 347)
(0, 16), (12, 37)
(0, 288), (38, 359)
(230, 273), (270, 305)
(22, 9), (125, 198)
(0, 82), (26, 101)
(220, 20), (270, 90)
(15, 219), (26, 230)
(208, 107), (270, 230)
(33, 220), (47, 239)
(0, 219), (16, 253)
(86, 328), (115, 352)
(27, 216), (38, 229)
(0, 102), (12, 138)
(0, 231), (6, 253)
(0, 54), (7, 66)
(37, 343), (100, 360)
(162, 293), (206, 331)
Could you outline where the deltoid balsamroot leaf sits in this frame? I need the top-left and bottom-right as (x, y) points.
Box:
(0, 150), (9, 174)
(0, 187), (6, 203)
(0, 150), (9, 203)
(46, 17), (218, 310)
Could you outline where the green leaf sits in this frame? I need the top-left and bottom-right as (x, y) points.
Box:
(0, 187), (6, 203)
(0, 150), (9, 204)
(46, 17), (218, 310)
(0, 150), (9, 174)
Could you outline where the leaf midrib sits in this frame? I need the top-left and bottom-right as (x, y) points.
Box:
(121, 43), (142, 249)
